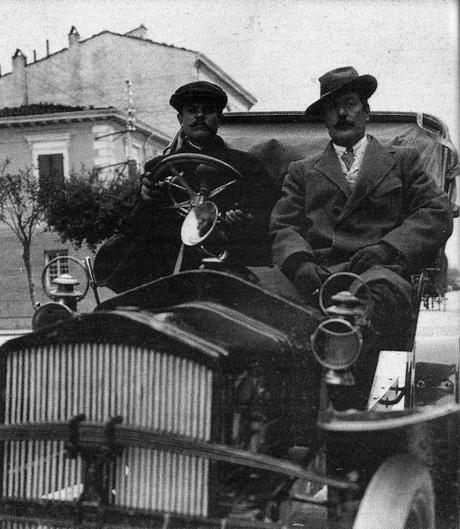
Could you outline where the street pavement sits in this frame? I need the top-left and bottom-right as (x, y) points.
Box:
(417, 290), (460, 337)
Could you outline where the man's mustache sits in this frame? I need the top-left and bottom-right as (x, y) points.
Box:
(335, 120), (354, 128)
(192, 121), (210, 128)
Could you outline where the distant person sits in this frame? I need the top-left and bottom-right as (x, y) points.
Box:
(270, 66), (453, 403)
(95, 81), (278, 292)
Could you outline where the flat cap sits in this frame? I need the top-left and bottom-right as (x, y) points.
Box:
(170, 81), (228, 111)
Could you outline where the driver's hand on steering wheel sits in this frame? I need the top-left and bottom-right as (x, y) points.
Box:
(140, 172), (165, 203)
(223, 207), (254, 227)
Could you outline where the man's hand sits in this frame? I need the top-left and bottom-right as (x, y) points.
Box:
(223, 205), (254, 227)
(294, 261), (331, 296)
(349, 243), (395, 274)
(140, 172), (165, 202)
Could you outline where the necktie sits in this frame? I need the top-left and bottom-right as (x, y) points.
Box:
(342, 147), (355, 171)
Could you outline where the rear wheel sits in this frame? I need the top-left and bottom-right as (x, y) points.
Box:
(353, 454), (435, 529)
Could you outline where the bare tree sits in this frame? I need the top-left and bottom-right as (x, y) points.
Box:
(0, 161), (46, 307)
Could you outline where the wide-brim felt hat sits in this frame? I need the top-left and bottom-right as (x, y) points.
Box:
(305, 66), (377, 117)
(170, 81), (228, 111)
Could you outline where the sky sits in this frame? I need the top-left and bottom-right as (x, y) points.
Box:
(1, 0), (459, 266)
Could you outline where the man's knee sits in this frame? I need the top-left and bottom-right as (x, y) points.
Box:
(356, 267), (414, 354)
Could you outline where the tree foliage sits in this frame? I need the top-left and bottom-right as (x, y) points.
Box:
(45, 168), (139, 251)
(0, 161), (47, 306)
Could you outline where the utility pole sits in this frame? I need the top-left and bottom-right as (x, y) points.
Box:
(94, 81), (138, 176)
(125, 80), (135, 171)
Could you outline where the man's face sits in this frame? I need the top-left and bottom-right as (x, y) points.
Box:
(323, 91), (369, 147)
(178, 99), (220, 145)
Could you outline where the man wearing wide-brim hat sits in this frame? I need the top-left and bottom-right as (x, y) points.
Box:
(270, 66), (453, 406)
(95, 81), (278, 293)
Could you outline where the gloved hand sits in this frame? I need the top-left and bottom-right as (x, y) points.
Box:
(140, 171), (167, 203)
(223, 202), (254, 228)
(294, 261), (331, 296)
(349, 243), (396, 274)
(223, 208), (255, 227)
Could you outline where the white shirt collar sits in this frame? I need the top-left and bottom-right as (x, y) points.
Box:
(332, 135), (369, 185)
(333, 134), (368, 157)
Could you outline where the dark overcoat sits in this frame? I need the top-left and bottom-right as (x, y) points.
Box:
(270, 135), (453, 279)
(95, 136), (278, 293)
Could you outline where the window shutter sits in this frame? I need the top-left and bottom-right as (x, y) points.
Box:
(38, 153), (64, 191)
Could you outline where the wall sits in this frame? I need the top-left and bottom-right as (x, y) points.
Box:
(0, 118), (164, 175)
(0, 121), (98, 175)
(0, 115), (164, 329)
(0, 225), (113, 330)
(0, 34), (197, 138)
(0, 32), (254, 139)
(197, 64), (250, 112)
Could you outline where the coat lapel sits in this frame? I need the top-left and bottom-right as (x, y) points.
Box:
(339, 136), (397, 219)
(314, 142), (351, 197)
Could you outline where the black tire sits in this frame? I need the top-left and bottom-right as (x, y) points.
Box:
(353, 454), (435, 529)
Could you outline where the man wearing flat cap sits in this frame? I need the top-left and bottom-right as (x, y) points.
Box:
(270, 66), (453, 403)
(95, 81), (277, 292)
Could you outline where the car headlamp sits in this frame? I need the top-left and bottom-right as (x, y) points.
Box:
(313, 272), (369, 385)
(311, 318), (362, 371)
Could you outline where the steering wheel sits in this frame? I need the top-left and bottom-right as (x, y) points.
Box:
(41, 256), (90, 302)
(148, 153), (244, 216)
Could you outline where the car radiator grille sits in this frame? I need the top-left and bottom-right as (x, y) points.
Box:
(1, 342), (213, 516)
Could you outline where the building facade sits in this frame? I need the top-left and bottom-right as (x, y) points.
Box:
(0, 104), (168, 330)
(0, 25), (256, 137)
(0, 103), (168, 177)
(0, 26), (256, 331)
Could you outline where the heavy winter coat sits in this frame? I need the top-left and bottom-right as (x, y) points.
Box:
(95, 135), (278, 293)
(270, 136), (453, 279)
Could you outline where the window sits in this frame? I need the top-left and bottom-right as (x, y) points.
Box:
(131, 144), (142, 170)
(26, 133), (71, 182)
(44, 249), (69, 288)
(92, 125), (116, 171)
(125, 140), (143, 173)
(38, 153), (64, 190)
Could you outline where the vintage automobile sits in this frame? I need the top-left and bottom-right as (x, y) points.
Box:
(0, 110), (458, 529)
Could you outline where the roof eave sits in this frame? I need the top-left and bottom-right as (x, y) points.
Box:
(0, 108), (169, 143)
(194, 53), (257, 107)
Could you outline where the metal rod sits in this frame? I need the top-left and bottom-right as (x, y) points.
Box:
(85, 257), (100, 307)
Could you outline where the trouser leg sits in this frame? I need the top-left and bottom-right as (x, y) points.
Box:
(331, 267), (414, 410)
(358, 271), (414, 408)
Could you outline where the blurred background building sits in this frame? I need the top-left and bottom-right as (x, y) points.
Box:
(0, 25), (256, 329)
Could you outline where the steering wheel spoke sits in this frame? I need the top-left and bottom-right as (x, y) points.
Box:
(164, 201), (192, 215)
(165, 200), (192, 209)
(209, 179), (238, 198)
(165, 163), (196, 198)
(150, 154), (243, 211)
(169, 181), (188, 191)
